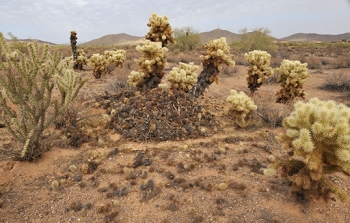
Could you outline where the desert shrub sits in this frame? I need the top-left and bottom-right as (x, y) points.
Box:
(221, 65), (239, 77)
(252, 90), (293, 128)
(190, 37), (235, 97)
(0, 32), (86, 161)
(226, 90), (257, 128)
(304, 56), (322, 69)
(320, 71), (350, 92)
(275, 60), (310, 104)
(245, 50), (274, 94)
(235, 28), (277, 53)
(171, 26), (202, 51)
(264, 98), (350, 202)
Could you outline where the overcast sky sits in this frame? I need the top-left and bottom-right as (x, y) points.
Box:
(1, 0), (350, 44)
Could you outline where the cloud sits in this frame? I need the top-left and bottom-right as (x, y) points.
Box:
(0, 0), (349, 43)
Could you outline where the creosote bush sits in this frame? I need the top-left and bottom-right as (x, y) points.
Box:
(190, 37), (235, 97)
(245, 50), (274, 94)
(265, 98), (350, 202)
(226, 90), (257, 128)
(276, 60), (310, 103)
(0, 32), (86, 161)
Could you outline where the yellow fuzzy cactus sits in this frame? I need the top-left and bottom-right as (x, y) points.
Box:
(129, 40), (168, 90)
(190, 38), (235, 97)
(226, 90), (257, 127)
(104, 50), (126, 68)
(146, 13), (175, 47)
(200, 37), (235, 71)
(167, 62), (199, 92)
(88, 50), (126, 78)
(245, 50), (274, 94)
(89, 53), (107, 78)
(265, 98), (350, 202)
(127, 71), (145, 87)
(276, 60), (310, 103)
(76, 49), (88, 70)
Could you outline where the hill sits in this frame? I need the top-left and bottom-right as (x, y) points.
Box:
(82, 33), (143, 46)
(281, 33), (350, 42)
(199, 29), (240, 44)
(5, 38), (56, 45)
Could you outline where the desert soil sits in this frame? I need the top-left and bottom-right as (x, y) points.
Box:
(1, 64), (350, 223)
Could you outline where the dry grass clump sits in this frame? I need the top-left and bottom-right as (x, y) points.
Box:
(320, 71), (350, 92)
(304, 56), (322, 70)
(167, 52), (201, 65)
(252, 90), (293, 128)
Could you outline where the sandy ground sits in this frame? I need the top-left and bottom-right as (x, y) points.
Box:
(1, 63), (350, 223)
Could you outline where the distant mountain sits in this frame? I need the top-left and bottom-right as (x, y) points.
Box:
(82, 33), (143, 46)
(6, 38), (56, 45)
(199, 29), (240, 44)
(281, 33), (350, 42)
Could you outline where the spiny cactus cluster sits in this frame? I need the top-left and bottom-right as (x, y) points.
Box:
(265, 98), (350, 201)
(76, 49), (88, 70)
(0, 32), (86, 161)
(200, 37), (235, 71)
(167, 62), (198, 92)
(128, 40), (168, 89)
(276, 60), (310, 103)
(89, 50), (126, 78)
(226, 90), (257, 127)
(190, 37), (235, 97)
(146, 13), (175, 47)
(245, 50), (274, 94)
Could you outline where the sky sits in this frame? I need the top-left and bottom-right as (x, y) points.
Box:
(1, 0), (350, 44)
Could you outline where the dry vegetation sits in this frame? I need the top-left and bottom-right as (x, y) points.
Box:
(1, 32), (350, 223)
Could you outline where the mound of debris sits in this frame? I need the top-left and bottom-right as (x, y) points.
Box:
(98, 88), (218, 142)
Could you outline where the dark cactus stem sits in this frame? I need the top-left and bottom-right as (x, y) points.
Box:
(70, 31), (78, 69)
(189, 61), (218, 97)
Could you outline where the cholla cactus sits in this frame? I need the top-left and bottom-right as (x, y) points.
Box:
(245, 50), (274, 94)
(88, 50), (125, 78)
(104, 50), (126, 68)
(129, 40), (168, 90)
(276, 60), (310, 103)
(89, 53), (107, 78)
(76, 49), (88, 70)
(146, 13), (175, 47)
(167, 62), (198, 92)
(70, 30), (78, 69)
(127, 71), (144, 87)
(191, 37), (235, 97)
(265, 98), (350, 202)
(226, 90), (257, 127)
(0, 32), (86, 161)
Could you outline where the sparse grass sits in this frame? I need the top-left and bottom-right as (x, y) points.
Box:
(320, 71), (350, 92)
(252, 89), (293, 128)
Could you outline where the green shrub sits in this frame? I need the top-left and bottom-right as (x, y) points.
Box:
(171, 26), (202, 51)
(233, 28), (277, 54)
